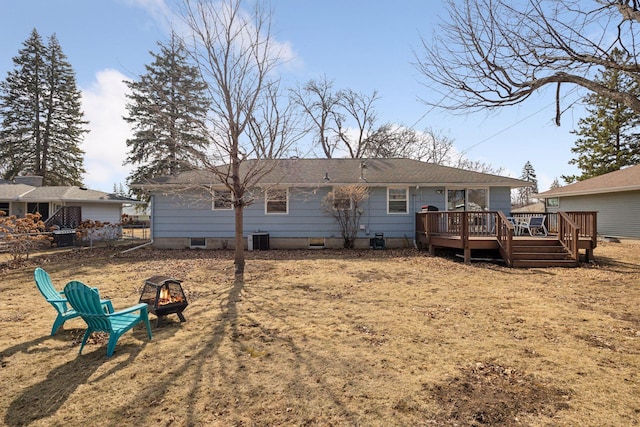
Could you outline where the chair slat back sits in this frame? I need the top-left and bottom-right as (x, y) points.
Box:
(34, 267), (67, 313)
(64, 281), (112, 332)
(530, 216), (545, 227)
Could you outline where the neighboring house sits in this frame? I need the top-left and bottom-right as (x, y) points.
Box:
(536, 165), (640, 238)
(0, 176), (139, 227)
(136, 158), (528, 250)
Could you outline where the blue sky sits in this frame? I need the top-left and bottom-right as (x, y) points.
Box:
(0, 0), (584, 193)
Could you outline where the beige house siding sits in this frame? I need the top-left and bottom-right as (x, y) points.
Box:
(548, 190), (640, 238)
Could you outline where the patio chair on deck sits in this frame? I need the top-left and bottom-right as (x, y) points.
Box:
(518, 215), (548, 237)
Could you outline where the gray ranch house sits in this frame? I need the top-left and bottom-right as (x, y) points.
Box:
(137, 158), (527, 250)
(536, 164), (640, 239)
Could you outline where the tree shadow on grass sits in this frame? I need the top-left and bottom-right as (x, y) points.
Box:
(3, 328), (153, 427)
(86, 275), (246, 425)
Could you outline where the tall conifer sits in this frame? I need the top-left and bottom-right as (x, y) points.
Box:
(518, 161), (538, 206)
(0, 29), (87, 185)
(124, 33), (210, 200)
(565, 50), (640, 182)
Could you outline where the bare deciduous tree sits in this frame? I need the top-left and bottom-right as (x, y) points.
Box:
(180, 0), (299, 278)
(335, 88), (380, 158)
(322, 185), (369, 249)
(415, 0), (640, 122)
(291, 78), (380, 158)
(363, 125), (455, 164)
(289, 76), (341, 158)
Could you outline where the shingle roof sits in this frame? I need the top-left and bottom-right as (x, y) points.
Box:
(536, 165), (640, 198)
(139, 158), (527, 188)
(0, 184), (35, 199)
(0, 184), (138, 203)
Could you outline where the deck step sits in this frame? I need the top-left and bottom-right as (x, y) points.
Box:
(512, 252), (570, 260)
(510, 238), (576, 267)
(512, 259), (578, 268)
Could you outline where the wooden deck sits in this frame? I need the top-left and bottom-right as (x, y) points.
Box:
(415, 211), (598, 267)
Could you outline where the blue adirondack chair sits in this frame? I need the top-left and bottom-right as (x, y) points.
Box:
(34, 267), (114, 336)
(63, 280), (153, 357)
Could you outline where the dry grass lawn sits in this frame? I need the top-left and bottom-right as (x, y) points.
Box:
(1, 241), (639, 426)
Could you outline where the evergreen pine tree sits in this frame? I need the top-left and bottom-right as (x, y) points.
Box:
(40, 34), (87, 185)
(0, 29), (87, 185)
(549, 177), (561, 190)
(124, 33), (210, 201)
(518, 161), (538, 205)
(565, 49), (640, 182)
(0, 29), (46, 180)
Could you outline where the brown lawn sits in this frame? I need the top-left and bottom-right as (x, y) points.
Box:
(1, 241), (639, 426)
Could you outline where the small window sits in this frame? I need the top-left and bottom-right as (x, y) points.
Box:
(308, 237), (325, 249)
(190, 237), (206, 248)
(213, 190), (233, 210)
(546, 197), (559, 208)
(388, 187), (408, 213)
(266, 188), (288, 214)
(0, 202), (9, 216)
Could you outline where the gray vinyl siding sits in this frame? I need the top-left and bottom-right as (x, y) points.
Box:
(553, 190), (640, 238)
(151, 185), (514, 240)
(490, 187), (513, 213)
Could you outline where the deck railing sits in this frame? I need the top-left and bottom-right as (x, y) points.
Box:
(557, 212), (580, 260)
(495, 211), (516, 267)
(417, 211), (498, 238)
(565, 211), (598, 248)
(416, 210), (597, 265)
(43, 206), (82, 230)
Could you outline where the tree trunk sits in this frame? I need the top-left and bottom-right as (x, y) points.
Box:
(234, 204), (245, 278)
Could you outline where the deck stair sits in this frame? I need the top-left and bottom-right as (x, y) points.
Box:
(510, 238), (577, 268)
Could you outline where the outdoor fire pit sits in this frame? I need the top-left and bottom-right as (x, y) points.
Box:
(139, 276), (188, 326)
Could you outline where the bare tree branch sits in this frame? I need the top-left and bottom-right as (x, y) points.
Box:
(415, 0), (640, 116)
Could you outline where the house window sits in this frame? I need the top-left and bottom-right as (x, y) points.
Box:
(213, 190), (233, 210)
(332, 187), (353, 210)
(266, 188), (288, 214)
(447, 188), (489, 211)
(388, 187), (408, 213)
(546, 197), (559, 208)
(0, 202), (9, 216)
(27, 202), (49, 220)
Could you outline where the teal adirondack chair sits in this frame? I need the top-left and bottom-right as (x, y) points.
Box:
(34, 267), (114, 336)
(63, 280), (153, 357)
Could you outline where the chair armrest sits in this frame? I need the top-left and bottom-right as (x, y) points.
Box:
(108, 303), (148, 317)
(47, 297), (68, 303)
(100, 299), (115, 313)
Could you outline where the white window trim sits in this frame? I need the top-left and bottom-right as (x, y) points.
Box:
(265, 188), (289, 214)
(212, 189), (233, 211)
(331, 187), (354, 211)
(387, 187), (409, 214)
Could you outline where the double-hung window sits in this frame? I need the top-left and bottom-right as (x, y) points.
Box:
(388, 187), (408, 214)
(332, 188), (352, 210)
(266, 188), (288, 214)
(213, 190), (233, 210)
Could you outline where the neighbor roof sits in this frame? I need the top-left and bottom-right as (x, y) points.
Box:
(0, 184), (139, 204)
(136, 158), (528, 188)
(536, 165), (640, 198)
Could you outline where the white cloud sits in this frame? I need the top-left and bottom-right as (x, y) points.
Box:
(80, 69), (133, 192)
